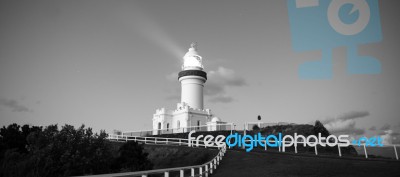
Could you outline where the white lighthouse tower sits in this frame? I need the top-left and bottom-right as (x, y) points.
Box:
(152, 43), (226, 135)
(179, 42), (207, 110)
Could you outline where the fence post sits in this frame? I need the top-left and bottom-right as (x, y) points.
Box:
(145, 137), (147, 144)
(243, 126), (246, 150)
(166, 138), (168, 145)
(191, 168), (195, 176)
(135, 136), (137, 142)
(199, 167), (203, 177)
(155, 138), (157, 144)
(338, 145), (342, 157)
(180, 169), (184, 177)
(265, 140), (267, 151)
(394, 145), (399, 160)
(179, 139), (181, 146)
(210, 162), (213, 174)
(214, 159), (217, 169)
(295, 144), (297, 154)
(314, 145), (318, 155)
(363, 144), (368, 159)
(164, 171), (169, 177)
(205, 165), (208, 177)
(230, 123), (233, 136)
(142, 175), (147, 177)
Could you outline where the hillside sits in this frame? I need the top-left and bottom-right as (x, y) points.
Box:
(143, 144), (218, 169)
(212, 150), (400, 177)
(152, 123), (358, 156)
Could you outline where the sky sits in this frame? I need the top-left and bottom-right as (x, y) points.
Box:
(0, 0), (399, 142)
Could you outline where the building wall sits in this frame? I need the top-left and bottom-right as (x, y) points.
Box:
(153, 105), (212, 134)
(152, 108), (173, 135)
(189, 113), (210, 131)
(180, 76), (205, 110)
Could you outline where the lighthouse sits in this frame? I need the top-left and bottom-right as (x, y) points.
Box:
(152, 42), (226, 135)
(179, 42), (207, 110)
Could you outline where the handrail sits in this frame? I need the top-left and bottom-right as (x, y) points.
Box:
(106, 134), (226, 177)
(111, 147), (225, 176)
(237, 138), (400, 160)
(121, 123), (234, 136)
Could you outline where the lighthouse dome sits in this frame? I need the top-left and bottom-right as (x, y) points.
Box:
(182, 42), (203, 70)
(211, 117), (221, 122)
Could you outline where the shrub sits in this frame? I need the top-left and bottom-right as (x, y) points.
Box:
(113, 141), (153, 172)
(252, 125), (260, 131)
(0, 123), (153, 177)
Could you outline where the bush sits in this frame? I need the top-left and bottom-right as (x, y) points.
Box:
(113, 141), (153, 172)
(252, 124), (260, 131)
(0, 123), (153, 177)
(313, 120), (330, 137)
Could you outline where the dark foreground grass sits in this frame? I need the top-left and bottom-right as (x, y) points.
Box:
(94, 143), (218, 177)
(212, 150), (400, 177)
(143, 144), (218, 172)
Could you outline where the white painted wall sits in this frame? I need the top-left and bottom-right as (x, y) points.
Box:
(179, 75), (206, 110)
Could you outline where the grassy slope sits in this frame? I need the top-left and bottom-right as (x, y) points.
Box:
(212, 150), (400, 177)
(143, 144), (218, 169)
(152, 124), (358, 156)
(110, 142), (218, 170)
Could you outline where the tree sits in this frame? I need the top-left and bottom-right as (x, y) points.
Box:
(113, 141), (153, 172)
(252, 124), (260, 131)
(313, 120), (330, 137)
(0, 124), (26, 154)
(0, 123), (154, 177)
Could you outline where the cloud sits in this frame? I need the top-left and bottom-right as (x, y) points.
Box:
(324, 119), (365, 135)
(380, 124), (390, 130)
(338, 111), (369, 121)
(205, 67), (246, 103)
(369, 126), (376, 131)
(377, 131), (386, 136)
(322, 111), (369, 136)
(322, 111), (369, 124)
(165, 67), (246, 103)
(0, 98), (33, 112)
(380, 130), (400, 144)
(209, 96), (233, 103)
(207, 67), (246, 88)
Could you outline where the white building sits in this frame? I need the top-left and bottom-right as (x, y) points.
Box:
(152, 43), (226, 135)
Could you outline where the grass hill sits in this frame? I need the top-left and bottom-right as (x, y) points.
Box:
(152, 123), (358, 156)
(212, 150), (400, 177)
(143, 144), (218, 169)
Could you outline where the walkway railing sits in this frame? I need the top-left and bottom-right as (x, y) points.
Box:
(239, 138), (399, 160)
(107, 134), (227, 177)
(241, 122), (399, 160)
(122, 123), (234, 137)
(244, 122), (294, 131)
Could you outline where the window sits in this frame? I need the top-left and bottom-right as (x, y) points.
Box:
(167, 123), (169, 131)
(157, 122), (161, 135)
(177, 120), (180, 129)
(197, 120), (200, 130)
